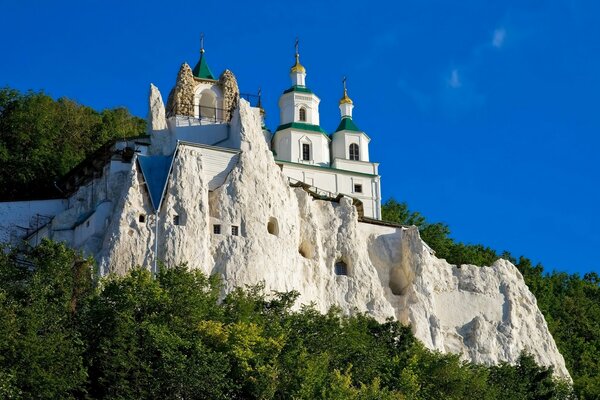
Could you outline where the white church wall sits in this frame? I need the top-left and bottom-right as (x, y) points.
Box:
(168, 117), (230, 149)
(290, 131), (330, 166)
(178, 143), (240, 191)
(279, 162), (379, 219)
(0, 199), (68, 245)
(333, 159), (379, 175)
(331, 131), (371, 162)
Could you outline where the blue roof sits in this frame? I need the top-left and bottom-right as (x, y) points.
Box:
(137, 154), (173, 211)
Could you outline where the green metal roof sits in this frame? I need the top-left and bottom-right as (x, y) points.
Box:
(275, 122), (330, 141)
(335, 116), (361, 133)
(192, 53), (215, 80)
(283, 85), (314, 95)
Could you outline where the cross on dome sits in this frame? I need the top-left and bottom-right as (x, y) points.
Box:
(290, 37), (306, 74)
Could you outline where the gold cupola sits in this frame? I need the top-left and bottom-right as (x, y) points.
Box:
(339, 77), (353, 105)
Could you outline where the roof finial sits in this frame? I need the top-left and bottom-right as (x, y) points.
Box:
(291, 37), (306, 73)
(257, 87), (262, 108)
(339, 76), (353, 105)
(200, 32), (205, 54)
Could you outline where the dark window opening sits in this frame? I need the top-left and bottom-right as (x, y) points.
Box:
(349, 143), (360, 161)
(213, 224), (221, 234)
(302, 143), (310, 161)
(173, 215), (180, 225)
(139, 214), (146, 223)
(299, 107), (307, 122)
(354, 184), (362, 193)
(232, 226), (239, 236)
(335, 261), (348, 276)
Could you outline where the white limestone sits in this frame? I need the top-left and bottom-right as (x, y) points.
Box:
(90, 99), (570, 379)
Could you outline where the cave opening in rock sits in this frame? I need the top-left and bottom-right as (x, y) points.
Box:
(299, 240), (314, 259)
(267, 217), (279, 236)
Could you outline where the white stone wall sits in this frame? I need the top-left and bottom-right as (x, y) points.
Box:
(331, 130), (371, 162)
(0, 199), (67, 244)
(278, 92), (321, 125)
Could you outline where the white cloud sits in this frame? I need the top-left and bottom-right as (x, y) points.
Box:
(448, 69), (462, 88)
(492, 28), (506, 48)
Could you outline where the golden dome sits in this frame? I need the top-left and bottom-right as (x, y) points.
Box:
(290, 53), (306, 74)
(339, 78), (353, 105)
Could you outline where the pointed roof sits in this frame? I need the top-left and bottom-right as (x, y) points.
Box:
(137, 154), (174, 211)
(192, 50), (215, 80)
(335, 116), (361, 133)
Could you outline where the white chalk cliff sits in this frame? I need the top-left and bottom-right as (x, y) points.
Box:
(87, 98), (571, 380)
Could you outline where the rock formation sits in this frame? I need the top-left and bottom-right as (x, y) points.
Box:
(219, 69), (239, 122)
(91, 99), (570, 380)
(165, 63), (196, 117)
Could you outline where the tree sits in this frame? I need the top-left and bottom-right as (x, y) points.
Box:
(0, 87), (146, 200)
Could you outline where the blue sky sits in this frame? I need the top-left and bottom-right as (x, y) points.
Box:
(1, 0), (599, 275)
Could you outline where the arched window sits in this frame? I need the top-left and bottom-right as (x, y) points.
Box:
(349, 143), (359, 161)
(299, 107), (307, 122)
(199, 91), (217, 121)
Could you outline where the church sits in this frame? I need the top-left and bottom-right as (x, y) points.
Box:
(155, 41), (381, 219)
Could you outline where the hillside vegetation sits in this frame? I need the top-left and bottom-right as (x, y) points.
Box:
(383, 199), (600, 399)
(0, 241), (573, 399)
(0, 88), (146, 200)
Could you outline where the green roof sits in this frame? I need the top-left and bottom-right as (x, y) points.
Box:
(335, 116), (361, 133)
(275, 122), (330, 140)
(283, 85), (314, 95)
(192, 53), (215, 80)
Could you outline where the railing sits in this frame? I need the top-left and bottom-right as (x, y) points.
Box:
(286, 177), (364, 218)
(167, 102), (230, 124)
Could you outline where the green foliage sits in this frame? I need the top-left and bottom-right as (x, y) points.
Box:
(0, 87), (146, 200)
(382, 198), (600, 399)
(0, 241), (574, 399)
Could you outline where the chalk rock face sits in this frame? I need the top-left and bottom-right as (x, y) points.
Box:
(97, 99), (570, 380)
(147, 84), (169, 155)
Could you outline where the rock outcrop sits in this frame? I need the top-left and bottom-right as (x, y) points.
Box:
(93, 99), (570, 380)
(219, 69), (239, 122)
(165, 63), (196, 117)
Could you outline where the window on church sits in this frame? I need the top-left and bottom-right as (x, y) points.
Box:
(231, 225), (239, 236)
(173, 215), (180, 225)
(349, 143), (359, 161)
(299, 107), (307, 122)
(354, 184), (362, 193)
(302, 143), (311, 161)
(213, 224), (221, 234)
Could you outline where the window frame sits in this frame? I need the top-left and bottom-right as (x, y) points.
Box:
(299, 107), (307, 122)
(231, 225), (239, 236)
(302, 143), (311, 161)
(349, 143), (360, 161)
